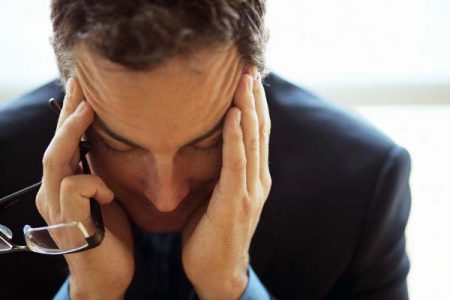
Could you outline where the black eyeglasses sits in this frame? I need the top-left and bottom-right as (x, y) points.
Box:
(0, 99), (105, 255)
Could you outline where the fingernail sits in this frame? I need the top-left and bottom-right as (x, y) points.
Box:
(75, 101), (87, 114)
(254, 72), (261, 82)
(243, 63), (250, 73)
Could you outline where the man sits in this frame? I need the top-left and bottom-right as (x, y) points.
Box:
(0, 1), (411, 299)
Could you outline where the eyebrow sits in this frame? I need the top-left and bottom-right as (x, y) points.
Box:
(93, 111), (227, 149)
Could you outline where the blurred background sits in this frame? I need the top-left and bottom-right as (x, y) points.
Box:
(0, 1), (449, 299)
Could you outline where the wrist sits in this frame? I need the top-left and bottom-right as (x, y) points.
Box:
(193, 270), (248, 300)
(69, 276), (127, 300)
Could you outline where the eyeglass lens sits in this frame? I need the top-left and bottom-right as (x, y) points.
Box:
(24, 222), (89, 254)
(0, 236), (12, 251)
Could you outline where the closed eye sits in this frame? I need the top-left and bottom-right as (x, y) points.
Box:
(97, 135), (136, 154)
(190, 137), (223, 156)
(97, 131), (222, 157)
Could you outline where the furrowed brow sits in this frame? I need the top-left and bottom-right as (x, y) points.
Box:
(185, 117), (224, 146)
(92, 106), (229, 149)
(184, 101), (233, 146)
(93, 116), (143, 148)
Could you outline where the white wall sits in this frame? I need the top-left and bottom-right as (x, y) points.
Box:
(0, 0), (449, 103)
(0, 1), (57, 101)
(266, 0), (450, 86)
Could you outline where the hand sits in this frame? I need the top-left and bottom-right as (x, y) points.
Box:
(36, 78), (135, 300)
(181, 66), (272, 299)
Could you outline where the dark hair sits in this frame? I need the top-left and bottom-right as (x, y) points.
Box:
(50, 0), (269, 81)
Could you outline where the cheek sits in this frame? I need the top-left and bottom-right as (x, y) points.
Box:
(184, 151), (222, 180)
(85, 132), (141, 193)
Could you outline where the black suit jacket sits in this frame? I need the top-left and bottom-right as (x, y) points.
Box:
(0, 74), (411, 299)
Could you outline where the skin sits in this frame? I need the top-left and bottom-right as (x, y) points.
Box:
(76, 43), (242, 233)
(36, 42), (272, 299)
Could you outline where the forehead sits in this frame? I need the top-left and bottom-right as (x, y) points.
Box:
(74, 43), (243, 151)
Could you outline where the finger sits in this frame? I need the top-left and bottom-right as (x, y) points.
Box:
(233, 72), (260, 194)
(42, 101), (94, 214)
(57, 77), (85, 130)
(217, 107), (246, 199)
(253, 72), (271, 187)
(59, 175), (114, 225)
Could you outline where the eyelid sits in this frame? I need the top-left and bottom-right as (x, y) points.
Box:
(94, 125), (222, 151)
(192, 138), (223, 156)
(94, 128), (136, 152)
(99, 135), (135, 152)
(192, 130), (223, 148)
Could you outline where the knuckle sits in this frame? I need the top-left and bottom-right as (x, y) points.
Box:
(35, 190), (47, 216)
(267, 177), (273, 190)
(58, 118), (75, 136)
(264, 173), (272, 187)
(249, 110), (258, 122)
(260, 121), (271, 139)
(240, 196), (252, 216)
(59, 113), (82, 136)
(62, 96), (77, 112)
(263, 174), (272, 195)
(92, 176), (106, 192)
(230, 126), (243, 141)
(42, 150), (57, 171)
(60, 176), (79, 195)
(248, 137), (259, 151)
(229, 157), (246, 172)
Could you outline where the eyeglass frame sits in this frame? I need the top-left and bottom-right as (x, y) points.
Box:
(0, 99), (105, 255)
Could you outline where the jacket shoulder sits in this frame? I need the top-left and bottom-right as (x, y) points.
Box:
(263, 73), (405, 197)
(0, 80), (62, 194)
(251, 74), (411, 298)
(265, 73), (396, 161)
(0, 80), (62, 133)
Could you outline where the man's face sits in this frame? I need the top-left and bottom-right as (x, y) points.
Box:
(74, 44), (244, 232)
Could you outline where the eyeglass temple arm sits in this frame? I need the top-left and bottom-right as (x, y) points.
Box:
(0, 182), (42, 210)
(0, 99), (61, 210)
(0, 141), (91, 210)
(79, 141), (105, 232)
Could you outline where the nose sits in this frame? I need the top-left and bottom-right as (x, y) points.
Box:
(142, 155), (190, 212)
